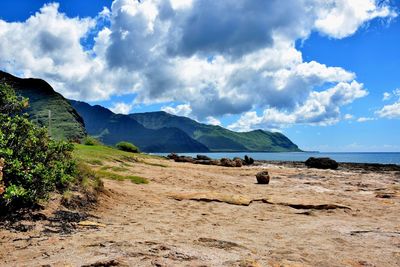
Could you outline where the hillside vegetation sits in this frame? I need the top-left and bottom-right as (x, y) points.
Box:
(131, 111), (301, 152)
(70, 100), (209, 152)
(0, 71), (86, 141)
(0, 83), (93, 211)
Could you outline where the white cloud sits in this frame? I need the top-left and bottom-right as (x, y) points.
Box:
(344, 114), (354, 120)
(205, 116), (221, 126)
(0, 0), (396, 128)
(376, 101), (400, 119)
(383, 92), (391, 101)
(161, 104), (192, 116)
(110, 102), (133, 114)
(357, 117), (375, 122)
(314, 0), (397, 38)
(229, 81), (367, 131)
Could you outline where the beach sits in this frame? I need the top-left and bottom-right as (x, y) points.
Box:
(1, 158), (399, 266)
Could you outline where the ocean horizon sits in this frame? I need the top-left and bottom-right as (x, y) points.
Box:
(155, 152), (400, 165)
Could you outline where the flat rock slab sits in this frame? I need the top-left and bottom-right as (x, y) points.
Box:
(170, 191), (351, 210)
(170, 192), (254, 206)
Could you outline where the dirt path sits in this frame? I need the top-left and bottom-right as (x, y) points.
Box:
(1, 159), (400, 266)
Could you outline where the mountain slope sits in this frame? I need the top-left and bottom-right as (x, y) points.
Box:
(130, 111), (301, 152)
(69, 100), (209, 153)
(0, 71), (86, 141)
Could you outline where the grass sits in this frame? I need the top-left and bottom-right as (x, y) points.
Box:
(73, 144), (157, 185)
(74, 144), (156, 163)
(86, 159), (104, 166)
(95, 170), (148, 184)
(141, 161), (168, 168)
(100, 166), (130, 172)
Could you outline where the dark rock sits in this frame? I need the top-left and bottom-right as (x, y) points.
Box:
(81, 259), (124, 267)
(194, 160), (219, 165)
(244, 155), (254, 165)
(220, 158), (236, 167)
(234, 158), (243, 167)
(175, 156), (194, 163)
(305, 157), (339, 170)
(256, 171), (270, 184)
(167, 153), (179, 160)
(196, 154), (211, 161)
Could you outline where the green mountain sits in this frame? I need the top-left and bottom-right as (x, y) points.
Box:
(130, 111), (301, 152)
(0, 71), (86, 141)
(69, 100), (209, 153)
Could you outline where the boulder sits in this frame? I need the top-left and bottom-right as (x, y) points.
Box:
(196, 154), (211, 161)
(194, 160), (219, 166)
(256, 171), (270, 184)
(220, 158), (237, 167)
(244, 155), (255, 165)
(305, 157), (339, 170)
(167, 153), (179, 160)
(175, 156), (195, 163)
(234, 158), (243, 167)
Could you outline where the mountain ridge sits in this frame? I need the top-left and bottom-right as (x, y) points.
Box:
(130, 111), (301, 152)
(0, 71), (86, 141)
(69, 100), (209, 153)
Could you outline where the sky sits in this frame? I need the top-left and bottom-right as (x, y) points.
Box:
(0, 0), (399, 152)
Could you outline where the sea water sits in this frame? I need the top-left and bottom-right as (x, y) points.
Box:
(155, 152), (400, 165)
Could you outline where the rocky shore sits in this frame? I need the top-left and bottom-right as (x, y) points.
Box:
(1, 155), (399, 266)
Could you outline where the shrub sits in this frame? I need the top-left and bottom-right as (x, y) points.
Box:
(0, 83), (76, 210)
(83, 136), (101, 146)
(116, 141), (140, 153)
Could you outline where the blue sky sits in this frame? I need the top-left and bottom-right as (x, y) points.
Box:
(0, 0), (399, 152)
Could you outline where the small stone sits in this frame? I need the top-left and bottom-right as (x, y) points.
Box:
(256, 171), (270, 184)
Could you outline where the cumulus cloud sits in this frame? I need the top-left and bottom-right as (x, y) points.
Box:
(0, 0), (396, 130)
(205, 116), (221, 126)
(314, 0), (397, 38)
(229, 81), (368, 131)
(376, 101), (400, 119)
(110, 102), (133, 114)
(344, 114), (354, 120)
(161, 103), (192, 116)
(383, 92), (391, 101)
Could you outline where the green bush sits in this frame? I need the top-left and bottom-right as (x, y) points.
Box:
(116, 141), (140, 153)
(83, 136), (101, 146)
(0, 83), (76, 210)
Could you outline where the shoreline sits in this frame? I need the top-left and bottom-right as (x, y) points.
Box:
(255, 160), (400, 172)
(1, 154), (400, 266)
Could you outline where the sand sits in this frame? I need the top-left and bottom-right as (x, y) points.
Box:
(0, 158), (399, 266)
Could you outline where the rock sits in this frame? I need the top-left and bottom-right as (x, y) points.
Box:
(81, 259), (126, 267)
(167, 153), (179, 160)
(220, 158), (236, 167)
(234, 158), (243, 167)
(196, 154), (211, 161)
(194, 160), (219, 165)
(196, 237), (244, 250)
(256, 171), (270, 184)
(244, 155), (254, 165)
(170, 192), (253, 206)
(305, 157), (339, 170)
(78, 220), (106, 228)
(175, 156), (194, 163)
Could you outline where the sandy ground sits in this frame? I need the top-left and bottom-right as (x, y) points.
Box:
(1, 158), (399, 267)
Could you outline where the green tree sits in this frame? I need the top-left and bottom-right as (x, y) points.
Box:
(0, 83), (76, 210)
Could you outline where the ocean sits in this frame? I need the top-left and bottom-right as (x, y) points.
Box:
(155, 152), (400, 165)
